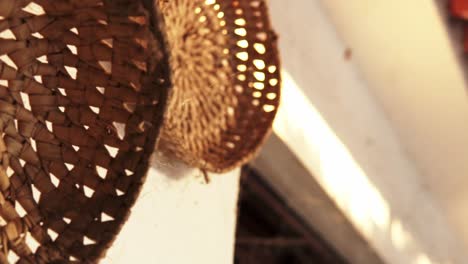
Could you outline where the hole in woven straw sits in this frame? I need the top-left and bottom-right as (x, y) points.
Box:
(267, 92), (277, 100)
(254, 71), (265, 81)
(237, 40), (248, 49)
(84, 125), (89, 130)
(96, 166), (107, 179)
(226, 142), (235, 149)
(234, 28), (247, 37)
(0, 29), (16, 40)
(6, 167), (14, 177)
(19, 158), (25, 167)
(31, 185), (41, 203)
(227, 107), (235, 116)
(26, 233), (40, 253)
(237, 64), (247, 72)
(263, 105), (276, 113)
(22, 2), (45, 15)
(199, 15), (207, 23)
(235, 18), (247, 26)
(45, 121), (53, 132)
(8, 251), (19, 263)
(63, 217), (71, 224)
(47, 229), (58, 241)
(90, 106), (100, 114)
(267, 66), (276, 74)
(254, 43), (266, 54)
(0, 55), (18, 69)
(96, 86), (105, 94)
(70, 28), (78, 34)
(253, 82), (265, 90)
(65, 163), (74, 171)
(83, 185), (94, 198)
(31, 32), (44, 39)
(65, 66), (77, 80)
(72, 145), (79, 151)
(67, 45), (78, 55)
(37, 55), (47, 63)
(125, 169), (134, 176)
(101, 212), (115, 222)
(58, 106), (65, 113)
(217, 12), (224, 19)
(20, 92), (32, 111)
(98, 19), (108, 25)
(101, 39), (113, 48)
(15, 202), (27, 217)
(83, 236), (96, 246)
(123, 102), (136, 113)
(105, 145), (119, 158)
(116, 189), (125, 196)
(269, 78), (279, 86)
(253, 59), (265, 70)
(50, 173), (60, 188)
(98, 61), (112, 74)
(57, 87), (67, 95)
(129, 16), (146, 25)
(257, 32), (267, 42)
(213, 3), (220, 10)
(113, 122), (126, 140)
(0, 80), (7, 86)
(69, 256), (78, 261)
(252, 99), (260, 106)
(237, 74), (246, 81)
(252, 91), (262, 98)
(205, 0), (216, 5)
(34, 75), (42, 84)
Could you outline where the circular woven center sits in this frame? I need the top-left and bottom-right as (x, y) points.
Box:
(158, 0), (281, 172)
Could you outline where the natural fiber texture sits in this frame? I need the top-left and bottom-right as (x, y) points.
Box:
(157, 0), (281, 173)
(0, 0), (169, 263)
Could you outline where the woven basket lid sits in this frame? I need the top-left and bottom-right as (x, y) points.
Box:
(157, 0), (281, 173)
(0, 0), (169, 262)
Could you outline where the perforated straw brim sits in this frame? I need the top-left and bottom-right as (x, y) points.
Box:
(0, 0), (169, 262)
(157, 0), (281, 173)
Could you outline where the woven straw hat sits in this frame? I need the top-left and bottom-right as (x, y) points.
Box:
(0, 0), (280, 262)
(157, 0), (281, 173)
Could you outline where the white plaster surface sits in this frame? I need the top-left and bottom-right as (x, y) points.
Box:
(102, 157), (240, 264)
(268, 0), (468, 263)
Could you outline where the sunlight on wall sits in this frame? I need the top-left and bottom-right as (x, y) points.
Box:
(273, 71), (438, 264)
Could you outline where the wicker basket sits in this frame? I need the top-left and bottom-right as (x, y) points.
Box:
(157, 0), (281, 173)
(0, 0), (280, 262)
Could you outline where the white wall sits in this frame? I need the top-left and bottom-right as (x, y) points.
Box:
(268, 0), (468, 263)
(103, 157), (240, 264)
